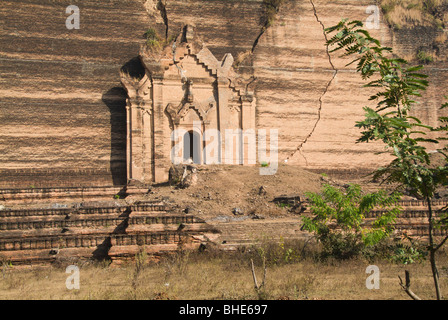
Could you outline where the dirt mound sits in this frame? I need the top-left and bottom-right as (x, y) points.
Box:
(146, 163), (328, 219)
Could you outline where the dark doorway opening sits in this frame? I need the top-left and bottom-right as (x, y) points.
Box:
(183, 130), (201, 164)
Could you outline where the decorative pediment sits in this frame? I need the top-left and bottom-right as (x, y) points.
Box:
(139, 25), (217, 77)
(166, 101), (215, 126)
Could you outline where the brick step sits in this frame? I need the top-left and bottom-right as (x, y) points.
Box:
(0, 185), (126, 204)
(0, 223), (214, 240)
(1, 247), (104, 264)
(0, 230), (217, 253)
(0, 214), (203, 233)
(0, 234), (111, 252)
(0, 226), (122, 240)
(0, 216), (127, 232)
(219, 234), (312, 251)
(366, 209), (446, 219)
(393, 224), (448, 237)
(108, 242), (205, 263)
(219, 241), (257, 251)
(300, 200), (447, 212)
(395, 200), (448, 208)
(2, 242), (203, 265)
(364, 219), (436, 227)
(127, 222), (217, 233)
(0, 203), (167, 218)
(0, 194), (221, 265)
(0, 219), (216, 241)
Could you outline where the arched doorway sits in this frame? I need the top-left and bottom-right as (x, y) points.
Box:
(183, 130), (201, 164)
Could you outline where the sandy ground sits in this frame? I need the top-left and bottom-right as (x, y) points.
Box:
(137, 163), (333, 220)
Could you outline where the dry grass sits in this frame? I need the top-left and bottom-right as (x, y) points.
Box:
(435, 31), (448, 43)
(233, 50), (253, 68)
(1, 243), (447, 300)
(380, 0), (448, 29)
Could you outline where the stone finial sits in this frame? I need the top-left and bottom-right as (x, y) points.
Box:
(186, 79), (194, 103)
(182, 25), (195, 43)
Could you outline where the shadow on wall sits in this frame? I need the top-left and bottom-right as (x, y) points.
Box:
(101, 57), (147, 186)
(91, 207), (131, 260)
(102, 87), (128, 186)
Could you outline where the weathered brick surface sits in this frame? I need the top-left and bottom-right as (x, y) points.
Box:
(1, 0), (447, 187)
(0, 202), (220, 264)
(0, 0), (151, 187)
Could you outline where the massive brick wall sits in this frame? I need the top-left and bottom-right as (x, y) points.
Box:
(0, 0), (264, 188)
(157, 0), (447, 175)
(0, 0), (153, 187)
(1, 0), (447, 188)
(253, 0), (448, 173)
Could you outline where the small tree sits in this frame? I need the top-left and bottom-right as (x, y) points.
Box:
(302, 184), (401, 260)
(324, 19), (448, 299)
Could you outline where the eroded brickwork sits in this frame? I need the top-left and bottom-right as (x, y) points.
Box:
(1, 0), (447, 187)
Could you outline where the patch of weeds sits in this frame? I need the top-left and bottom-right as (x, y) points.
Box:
(1, 258), (13, 279)
(253, 236), (302, 266)
(292, 275), (317, 300)
(417, 49), (434, 63)
(144, 28), (162, 48)
(263, 0), (284, 28)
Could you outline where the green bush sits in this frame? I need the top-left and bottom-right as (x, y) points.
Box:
(319, 230), (364, 260)
(389, 242), (428, 264)
(301, 184), (402, 260)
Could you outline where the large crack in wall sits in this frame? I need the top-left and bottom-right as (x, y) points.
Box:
(143, 0), (169, 40)
(287, 0), (338, 165)
(245, 0), (285, 102)
(157, 0), (169, 40)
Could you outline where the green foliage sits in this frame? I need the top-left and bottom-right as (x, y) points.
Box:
(380, 0), (448, 29)
(325, 18), (448, 298)
(389, 242), (427, 264)
(276, 202), (291, 208)
(144, 28), (162, 47)
(319, 231), (364, 260)
(434, 99), (448, 155)
(143, 28), (180, 52)
(325, 19), (448, 200)
(301, 184), (402, 260)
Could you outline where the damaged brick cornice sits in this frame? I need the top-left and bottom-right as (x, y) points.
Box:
(288, 0), (339, 165)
